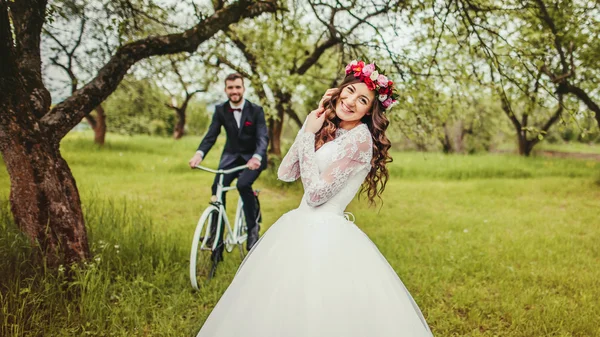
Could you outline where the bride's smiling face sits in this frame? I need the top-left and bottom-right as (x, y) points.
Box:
(335, 82), (375, 126)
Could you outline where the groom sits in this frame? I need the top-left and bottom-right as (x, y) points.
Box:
(189, 73), (268, 254)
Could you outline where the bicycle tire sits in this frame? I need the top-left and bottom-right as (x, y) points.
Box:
(190, 206), (222, 290)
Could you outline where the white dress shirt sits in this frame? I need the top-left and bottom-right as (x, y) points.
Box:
(230, 100), (245, 128)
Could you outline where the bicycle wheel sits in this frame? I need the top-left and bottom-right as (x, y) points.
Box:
(190, 206), (222, 290)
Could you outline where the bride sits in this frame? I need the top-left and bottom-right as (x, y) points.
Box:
(196, 60), (434, 336)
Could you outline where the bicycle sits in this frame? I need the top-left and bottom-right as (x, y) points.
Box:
(189, 164), (262, 290)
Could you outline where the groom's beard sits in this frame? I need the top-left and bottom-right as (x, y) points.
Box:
(228, 94), (243, 104)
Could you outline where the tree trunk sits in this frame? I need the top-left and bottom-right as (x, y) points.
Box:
(516, 131), (534, 156)
(1, 111), (89, 266)
(455, 120), (470, 154)
(440, 122), (452, 153)
(173, 108), (186, 139)
(84, 105), (107, 146)
(268, 113), (283, 157)
(93, 105), (106, 145)
(268, 91), (289, 157)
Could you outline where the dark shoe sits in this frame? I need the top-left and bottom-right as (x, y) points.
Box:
(246, 226), (260, 251)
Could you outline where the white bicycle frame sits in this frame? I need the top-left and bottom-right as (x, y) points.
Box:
(190, 164), (248, 289)
(194, 164), (248, 249)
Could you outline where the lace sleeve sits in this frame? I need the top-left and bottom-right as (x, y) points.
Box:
(297, 125), (373, 207)
(277, 120), (308, 182)
(277, 134), (301, 181)
(277, 128), (306, 181)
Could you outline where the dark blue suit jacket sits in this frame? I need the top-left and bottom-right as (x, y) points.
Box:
(197, 100), (269, 170)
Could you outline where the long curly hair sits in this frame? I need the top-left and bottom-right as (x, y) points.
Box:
(316, 75), (393, 206)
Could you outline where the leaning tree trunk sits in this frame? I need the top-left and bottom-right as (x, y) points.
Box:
(0, 3), (89, 266)
(1, 93), (89, 266)
(4, 141), (89, 266)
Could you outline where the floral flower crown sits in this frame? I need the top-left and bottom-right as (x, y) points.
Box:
(345, 60), (399, 110)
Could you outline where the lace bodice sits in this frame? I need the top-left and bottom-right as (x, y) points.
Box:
(277, 123), (373, 214)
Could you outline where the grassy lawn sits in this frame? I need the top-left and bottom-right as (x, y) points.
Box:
(496, 140), (600, 155)
(1, 131), (599, 336)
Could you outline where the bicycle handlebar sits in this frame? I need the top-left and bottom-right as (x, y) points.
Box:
(193, 164), (248, 175)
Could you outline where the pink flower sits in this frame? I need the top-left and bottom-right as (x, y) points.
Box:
(362, 63), (376, 77)
(377, 74), (388, 88)
(382, 98), (393, 108)
(345, 60), (358, 74)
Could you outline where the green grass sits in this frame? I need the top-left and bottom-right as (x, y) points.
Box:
(1, 131), (600, 336)
(536, 142), (600, 155)
(497, 140), (600, 155)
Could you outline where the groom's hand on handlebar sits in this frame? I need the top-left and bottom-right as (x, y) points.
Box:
(189, 153), (203, 168)
(247, 157), (261, 170)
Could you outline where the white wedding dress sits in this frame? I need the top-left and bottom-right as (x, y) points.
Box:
(196, 123), (433, 337)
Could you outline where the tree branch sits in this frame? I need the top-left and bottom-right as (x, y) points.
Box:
(539, 94), (563, 135)
(44, 29), (70, 56)
(295, 36), (340, 75)
(50, 57), (78, 94)
(565, 83), (600, 128)
(285, 105), (302, 127)
(70, 16), (86, 57)
(42, 0), (278, 141)
(225, 29), (259, 68)
(218, 58), (250, 78)
(523, 69), (543, 128)
(212, 0), (225, 11)
(534, 0), (569, 74)
(169, 57), (189, 94)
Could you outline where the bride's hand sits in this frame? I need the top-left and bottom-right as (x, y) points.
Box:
(305, 107), (329, 134)
(318, 88), (338, 108)
(304, 88), (337, 134)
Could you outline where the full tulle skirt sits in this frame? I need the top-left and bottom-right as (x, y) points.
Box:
(196, 208), (433, 337)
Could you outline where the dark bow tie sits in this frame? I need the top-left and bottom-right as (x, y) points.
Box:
(228, 107), (242, 113)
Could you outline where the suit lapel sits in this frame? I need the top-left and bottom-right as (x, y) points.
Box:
(238, 101), (251, 136)
(223, 102), (239, 133)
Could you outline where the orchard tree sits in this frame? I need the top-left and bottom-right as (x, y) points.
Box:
(0, 0), (278, 266)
